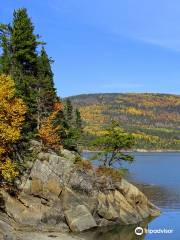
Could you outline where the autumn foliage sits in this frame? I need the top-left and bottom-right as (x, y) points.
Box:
(39, 101), (63, 151)
(71, 93), (180, 150)
(0, 75), (26, 181)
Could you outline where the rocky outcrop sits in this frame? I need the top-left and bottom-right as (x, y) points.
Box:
(0, 145), (160, 239)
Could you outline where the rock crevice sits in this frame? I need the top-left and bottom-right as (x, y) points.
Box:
(0, 148), (160, 239)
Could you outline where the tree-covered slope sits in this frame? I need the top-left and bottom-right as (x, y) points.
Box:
(68, 93), (180, 150)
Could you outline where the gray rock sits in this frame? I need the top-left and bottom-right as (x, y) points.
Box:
(0, 150), (160, 235)
(62, 188), (97, 232)
(60, 149), (77, 161)
(0, 213), (16, 240)
(64, 205), (97, 232)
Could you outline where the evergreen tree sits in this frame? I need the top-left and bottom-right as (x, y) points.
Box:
(55, 100), (83, 152)
(11, 8), (39, 75)
(75, 108), (83, 132)
(8, 8), (40, 135)
(64, 99), (73, 122)
(36, 47), (57, 129)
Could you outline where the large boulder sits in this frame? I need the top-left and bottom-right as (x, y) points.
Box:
(65, 204), (97, 232)
(62, 188), (97, 232)
(0, 148), (160, 236)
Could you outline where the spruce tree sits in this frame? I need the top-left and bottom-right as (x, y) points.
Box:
(11, 8), (38, 75)
(55, 100), (83, 152)
(75, 109), (83, 132)
(65, 99), (73, 122)
(36, 47), (57, 129)
(10, 8), (42, 135)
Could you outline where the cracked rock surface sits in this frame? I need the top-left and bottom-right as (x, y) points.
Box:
(0, 145), (160, 239)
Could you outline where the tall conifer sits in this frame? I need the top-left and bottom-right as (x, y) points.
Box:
(36, 47), (57, 129)
(11, 8), (38, 75)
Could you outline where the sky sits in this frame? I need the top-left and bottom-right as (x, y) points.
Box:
(1, 0), (180, 97)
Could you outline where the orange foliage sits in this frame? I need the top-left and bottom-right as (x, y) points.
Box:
(39, 101), (63, 151)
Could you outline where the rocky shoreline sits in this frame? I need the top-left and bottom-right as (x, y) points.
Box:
(0, 141), (160, 239)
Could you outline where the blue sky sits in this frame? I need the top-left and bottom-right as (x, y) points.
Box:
(1, 0), (180, 97)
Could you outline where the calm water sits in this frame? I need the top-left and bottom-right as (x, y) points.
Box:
(77, 152), (180, 240)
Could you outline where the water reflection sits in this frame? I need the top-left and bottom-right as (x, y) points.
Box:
(75, 218), (154, 240)
(135, 183), (180, 210)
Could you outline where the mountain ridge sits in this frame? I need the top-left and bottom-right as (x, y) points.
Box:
(68, 93), (180, 150)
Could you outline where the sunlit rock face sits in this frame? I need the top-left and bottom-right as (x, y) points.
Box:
(0, 145), (160, 239)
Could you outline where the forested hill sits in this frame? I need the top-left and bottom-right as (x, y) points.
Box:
(68, 93), (180, 150)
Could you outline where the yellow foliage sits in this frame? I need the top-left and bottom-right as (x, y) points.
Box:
(0, 159), (18, 182)
(124, 107), (143, 115)
(132, 132), (160, 143)
(39, 101), (63, 151)
(0, 75), (26, 181)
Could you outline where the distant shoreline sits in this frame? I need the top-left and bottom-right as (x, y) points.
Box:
(82, 149), (180, 153)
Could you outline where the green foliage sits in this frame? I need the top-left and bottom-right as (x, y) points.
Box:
(91, 121), (134, 167)
(36, 47), (57, 129)
(54, 99), (83, 152)
(64, 99), (73, 122)
(75, 109), (83, 131)
(11, 8), (39, 74)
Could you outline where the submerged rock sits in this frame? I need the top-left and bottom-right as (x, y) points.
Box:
(0, 148), (160, 238)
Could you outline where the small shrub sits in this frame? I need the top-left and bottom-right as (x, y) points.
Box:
(74, 155), (83, 164)
(96, 166), (122, 182)
(75, 159), (93, 171)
